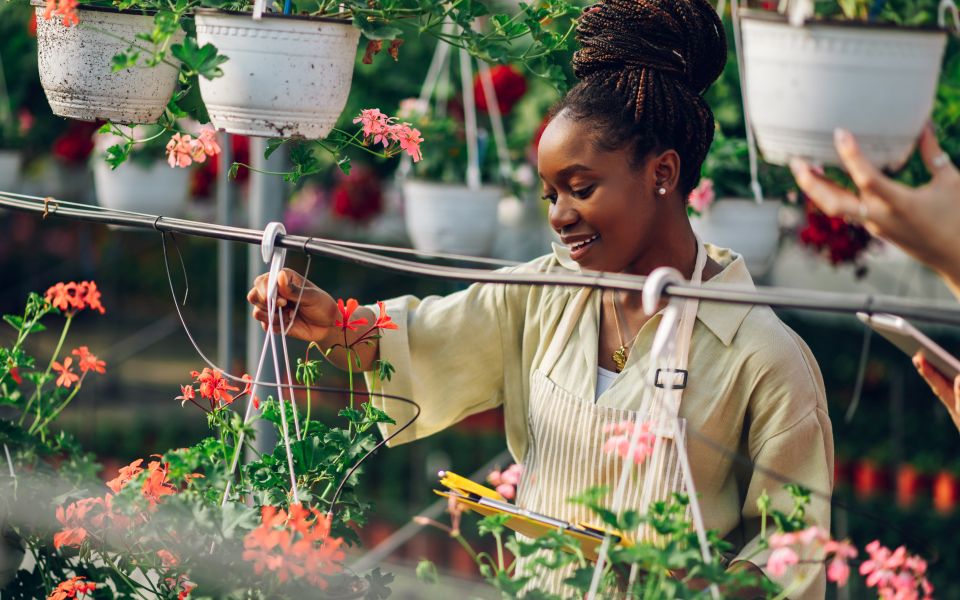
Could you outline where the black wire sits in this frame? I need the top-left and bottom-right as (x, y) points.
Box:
(159, 229), (421, 517)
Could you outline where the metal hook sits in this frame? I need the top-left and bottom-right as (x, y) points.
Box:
(642, 266), (682, 316)
(262, 221), (287, 303)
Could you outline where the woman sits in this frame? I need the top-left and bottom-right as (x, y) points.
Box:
(249, 0), (833, 596)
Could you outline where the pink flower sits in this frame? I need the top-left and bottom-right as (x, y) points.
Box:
(688, 178), (715, 213)
(166, 134), (195, 168)
(487, 463), (522, 501)
(859, 540), (932, 599)
(395, 124), (423, 162)
(827, 557), (851, 586)
(495, 483), (515, 500)
(602, 421), (655, 465)
(196, 128), (221, 157)
(353, 109), (393, 145)
(766, 547), (799, 577)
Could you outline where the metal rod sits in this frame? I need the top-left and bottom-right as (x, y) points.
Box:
(4, 192), (960, 326)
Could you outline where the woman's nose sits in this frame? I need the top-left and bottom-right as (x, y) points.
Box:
(548, 195), (579, 232)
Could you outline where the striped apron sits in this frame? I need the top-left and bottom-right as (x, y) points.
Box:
(513, 244), (707, 595)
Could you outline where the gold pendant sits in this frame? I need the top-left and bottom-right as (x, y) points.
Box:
(612, 346), (628, 373)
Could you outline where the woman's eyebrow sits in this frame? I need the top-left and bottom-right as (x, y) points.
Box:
(539, 163), (595, 182)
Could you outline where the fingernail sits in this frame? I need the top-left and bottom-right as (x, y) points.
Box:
(834, 128), (852, 147)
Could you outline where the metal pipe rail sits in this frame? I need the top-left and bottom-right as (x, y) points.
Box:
(4, 191), (960, 326)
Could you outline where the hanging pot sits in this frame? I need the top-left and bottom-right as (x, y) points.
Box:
(932, 470), (959, 514)
(194, 10), (360, 139)
(0, 151), (21, 193)
(402, 180), (503, 257)
(690, 199), (781, 278)
(739, 11), (948, 169)
(895, 463), (928, 509)
(93, 159), (191, 217)
(852, 459), (889, 499)
(33, 3), (183, 124)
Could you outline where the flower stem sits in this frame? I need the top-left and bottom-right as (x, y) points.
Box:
(19, 315), (72, 427)
(29, 374), (84, 434)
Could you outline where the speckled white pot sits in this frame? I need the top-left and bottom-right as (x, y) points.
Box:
(690, 199), (782, 278)
(0, 151), (22, 193)
(402, 180), (503, 257)
(33, 4), (183, 124)
(195, 11), (360, 139)
(94, 159), (191, 217)
(740, 13), (947, 169)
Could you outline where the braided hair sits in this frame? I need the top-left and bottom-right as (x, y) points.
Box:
(555, 0), (726, 195)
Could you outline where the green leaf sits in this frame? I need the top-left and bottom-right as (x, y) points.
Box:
(477, 513), (510, 537)
(171, 37), (228, 80)
(228, 163), (240, 180)
(265, 138), (286, 160)
(364, 567), (394, 600)
(336, 154), (352, 176)
(2, 315), (22, 330)
(415, 559), (439, 584)
(111, 49), (140, 72)
(105, 143), (133, 170)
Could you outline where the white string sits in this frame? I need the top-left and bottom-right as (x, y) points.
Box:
(730, 0), (765, 204)
(3, 444), (14, 479)
(277, 310), (303, 441)
(459, 45), (482, 190)
(252, 0), (266, 19)
(266, 292), (301, 504)
(940, 0), (960, 32)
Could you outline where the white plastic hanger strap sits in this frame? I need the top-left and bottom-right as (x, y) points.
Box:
(476, 63), (513, 180)
(731, 0), (765, 203)
(252, 0), (266, 20)
(940, 0), (960, 32)
(459, 45), (482, 190)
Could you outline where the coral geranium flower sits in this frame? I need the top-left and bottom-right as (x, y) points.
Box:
(335, 298), (368, 331)
(48, 575), (96, 600)
(141, 460), (177, 507)
(373, 301), (398, 331)
(52, 357), (80, 388)
(106, 458), (144, 493)
(71, 346), (105, 374)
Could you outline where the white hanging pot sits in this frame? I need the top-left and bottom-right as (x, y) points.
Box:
(0, 151), (22, 193)
(690, 199), (782, 278)
(739, 11), (948, 169)
(94, 159), (191, 217)
(402, 180), (503, 257)
(33, 3), (183, 124)
(194, 10), (360, 139)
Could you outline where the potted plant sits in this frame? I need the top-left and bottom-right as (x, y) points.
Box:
(737, 0), (954, 169)
(92, 124), (206, 216)
(32, 1), (184, 124)
(689, 129), (796, 277)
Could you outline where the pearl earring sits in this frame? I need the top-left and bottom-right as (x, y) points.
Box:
(657, 187), (667, 196)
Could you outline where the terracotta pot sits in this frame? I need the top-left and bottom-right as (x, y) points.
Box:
(33, 3), (183, 124)
(895, 463), (928, 509)
(932, 470), (959, 514)
(852, 459), (888, 499)
(740, 11), (947, 169)
(195, 10), (360, 138)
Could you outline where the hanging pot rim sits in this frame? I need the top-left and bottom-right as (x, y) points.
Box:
(193, 7), (354, 25)
(738, 8), (948, 35)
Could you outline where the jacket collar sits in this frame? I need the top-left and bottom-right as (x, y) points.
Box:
(551, 242), (755, 346)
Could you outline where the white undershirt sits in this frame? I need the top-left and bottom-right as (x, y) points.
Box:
(596, 366), (618, 400)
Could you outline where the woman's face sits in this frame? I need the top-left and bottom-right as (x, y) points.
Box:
(538, 112), (679, 274)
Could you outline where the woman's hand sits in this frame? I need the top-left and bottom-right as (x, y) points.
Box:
(790, 126), (960, 299)
(247, 268), (338, 343)
(913, 352), (960, 432)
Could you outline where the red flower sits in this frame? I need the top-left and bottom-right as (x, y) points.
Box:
(473, 65), (527, 115)
(241, 373), (260, 409)
(53, 497), (104, 549)
(48, 576), (96, 600)
(141, 460), (177, 507)
(28, 13), (37, 36)
(242, 504), (345, 588)
(798, 197), (872, 268)
(176, 384), (196, 407)
(189, 368), (239, 409)
(331, 167), (383, 222)
(71, 346), (105, 374)
(157, 549), (180, 568)
(374, 301), (398, 331)
(52, 357), (80, 388)
(44, 281), (106, 316)
(336, 298), (368, 331)
(106, 458), (144, 493)
(51, 121), (98, 165)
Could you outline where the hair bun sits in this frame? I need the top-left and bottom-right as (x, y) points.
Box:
(574, 0), (726, 95)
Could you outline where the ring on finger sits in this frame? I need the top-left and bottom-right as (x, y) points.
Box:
(932, 152), (951, 169)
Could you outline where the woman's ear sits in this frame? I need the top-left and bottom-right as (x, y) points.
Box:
(651, 150), (681, 196)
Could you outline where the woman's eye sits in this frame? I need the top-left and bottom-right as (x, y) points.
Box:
(571, 185), (595, 199)
(541, 192), (558, 204)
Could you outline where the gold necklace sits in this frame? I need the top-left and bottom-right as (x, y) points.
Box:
(609, 290), (636, 373)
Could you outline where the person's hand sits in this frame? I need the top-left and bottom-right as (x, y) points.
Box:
(790, 125), (960, 297)
(913, 352), (960, 432)
(247, 268), (338, 343)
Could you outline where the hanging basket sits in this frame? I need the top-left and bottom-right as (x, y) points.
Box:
(94, 159), (191, 217)
(690, 199), (781, 278)
(194, 10), (360, 139)
(402, 180), (503, 257)
(33, 4), (183, 124)
(0, 151), (21, 193)
(739, 11), (947, 169)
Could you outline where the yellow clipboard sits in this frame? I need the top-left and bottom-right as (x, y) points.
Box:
(435, 470), (633, 561)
